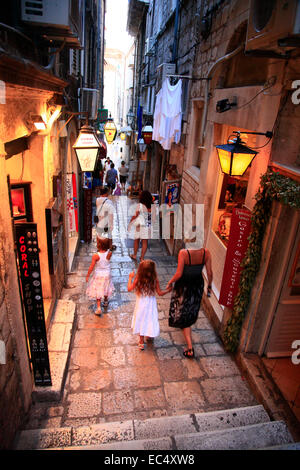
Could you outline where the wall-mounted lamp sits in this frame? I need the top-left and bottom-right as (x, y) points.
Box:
(104, 115), (117, 144)
(31, 115), (47, 131)
(216, 98), (237, 113)
(137, 138), (147, 153)
(216, 130), (273, 176)
(73, 123), (103, 172)
(127, 109), (135, 127)
(142, 124), (153, 145)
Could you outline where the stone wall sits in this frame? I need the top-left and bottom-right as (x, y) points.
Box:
(0, 207), (32, 449)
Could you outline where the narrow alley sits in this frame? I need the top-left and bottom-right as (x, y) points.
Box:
(21, 194), (258, 431)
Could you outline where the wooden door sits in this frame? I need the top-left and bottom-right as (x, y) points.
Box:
(265, 219), (300, 357)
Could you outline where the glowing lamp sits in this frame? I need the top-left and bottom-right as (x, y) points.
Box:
(104, 116), (117, 144)
(216, 130), (273, 177)
(216, 133), (258, 177)
(120, 132), (126, 140)
(142, 124), (153, 145)
(73, 125), (101, 172)
(32, 115), (47, 131)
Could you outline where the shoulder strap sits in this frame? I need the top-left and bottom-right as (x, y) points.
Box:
(99, 198), (108, 214)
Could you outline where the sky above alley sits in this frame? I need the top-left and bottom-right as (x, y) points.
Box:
(105, 0), (134, 53)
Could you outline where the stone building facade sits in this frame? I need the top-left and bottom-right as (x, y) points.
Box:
(128, 0), (300, 422)
(0, 0), (106, 448)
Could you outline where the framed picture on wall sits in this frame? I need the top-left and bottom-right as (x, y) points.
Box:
(162, 180), (181, 213)
(10, 181), (33, 222)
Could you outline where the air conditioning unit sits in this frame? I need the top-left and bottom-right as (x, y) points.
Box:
(79, 88), (99, 120)
(156, 63), (176, 93)
(21, 0), (82, 48)
(245, 0), (300, 52)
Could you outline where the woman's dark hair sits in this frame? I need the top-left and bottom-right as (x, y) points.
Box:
(139, 190), (152, 209)
(121, 160), (125, 165)
(110, 162), (115, 168)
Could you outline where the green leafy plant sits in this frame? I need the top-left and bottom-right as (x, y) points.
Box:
(223, 169), (300, 353)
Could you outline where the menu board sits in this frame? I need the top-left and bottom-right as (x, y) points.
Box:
(15, 223), (51, 386)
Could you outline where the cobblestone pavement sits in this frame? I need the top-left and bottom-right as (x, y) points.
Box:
(24, 196), (257, 430)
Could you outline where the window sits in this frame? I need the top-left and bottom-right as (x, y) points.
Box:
(214, 169), (250, 246)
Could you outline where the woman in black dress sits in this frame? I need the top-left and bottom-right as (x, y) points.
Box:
(166, 245), (213, 358)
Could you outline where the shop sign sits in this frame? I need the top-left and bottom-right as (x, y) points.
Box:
(83, 188), (93, 243)
(15, 223), (51, 386)
(219, 208), (252, 308)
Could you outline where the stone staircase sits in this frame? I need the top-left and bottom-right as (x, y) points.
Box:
(14, 405), (299, 450)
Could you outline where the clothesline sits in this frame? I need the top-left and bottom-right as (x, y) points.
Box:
(166, 74), (211, 80)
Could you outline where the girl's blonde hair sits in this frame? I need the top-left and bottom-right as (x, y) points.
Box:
(97, 237), (110, 252)
(135, 260), (157, 296)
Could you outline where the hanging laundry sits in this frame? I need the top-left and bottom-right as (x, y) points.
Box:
(153, 78), (182, 150)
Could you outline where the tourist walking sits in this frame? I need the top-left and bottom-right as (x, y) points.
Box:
(128, 190), (153, 262)
(166, 242), (213, 358)
(86, 237), (114, 315)
(118, 160), (129, 191)
(128, 260), (171, 350)
(95, 186), (115, 249)
(106, 162), (118, 194)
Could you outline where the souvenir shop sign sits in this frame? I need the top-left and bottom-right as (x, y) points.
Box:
(15, 223), (51, 386)
(219, 208), (252, 308)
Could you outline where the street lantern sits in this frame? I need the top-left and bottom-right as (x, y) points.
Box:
(104, 116), (117, 144)
(142, 124), (153, 145)
(127, 109), (135, 127)
(72, 124), (102, 172)
(137, 137), (147, 153)
(216, 131), (272, 177)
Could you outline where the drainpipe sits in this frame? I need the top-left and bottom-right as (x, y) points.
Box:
(96, 0), (101, 90)
(199, 43), (245, 148)
(172, 0), (180, 64)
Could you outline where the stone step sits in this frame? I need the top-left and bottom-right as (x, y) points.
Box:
(14, 405), (279, 450)
(20, 421), (294, 451)
(174, 421), (293, 450)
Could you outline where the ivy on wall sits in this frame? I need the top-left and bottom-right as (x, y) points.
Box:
(223, 169), (300, 353)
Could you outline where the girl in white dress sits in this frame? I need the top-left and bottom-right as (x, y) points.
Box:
(128, 260), (172, 350)
(86, 237), (114, 315)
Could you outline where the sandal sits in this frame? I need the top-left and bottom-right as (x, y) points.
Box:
(103, 300), (109, 308)
(130, 254), (137, 261)
(95, 308), (102, 315)
(183, 348), (195, 359)
(138, 341), (144, 350)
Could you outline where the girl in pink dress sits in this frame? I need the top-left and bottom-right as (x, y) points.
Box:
(86, 238), (114, 315)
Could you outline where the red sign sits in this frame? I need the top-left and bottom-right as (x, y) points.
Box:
(219, 208), (252, 308)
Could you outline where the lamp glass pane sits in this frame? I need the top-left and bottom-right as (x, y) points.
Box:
(75, 148), (98, 171)
(231, 152), (256, 176)
(217, 148), (232, 175)
(74, 132), (100, 148)
(217, 149), (255, 176)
